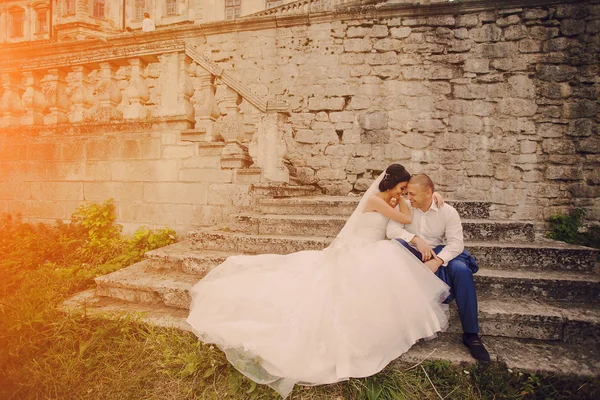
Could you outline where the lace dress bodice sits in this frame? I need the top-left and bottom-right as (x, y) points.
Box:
(351, 211), (390, 243)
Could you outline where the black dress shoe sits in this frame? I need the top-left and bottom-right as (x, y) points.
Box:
(463, 333), (491, 363)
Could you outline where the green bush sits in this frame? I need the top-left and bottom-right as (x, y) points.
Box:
(546, 207), (600, 250)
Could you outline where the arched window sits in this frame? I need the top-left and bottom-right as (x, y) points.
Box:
(166, 0), (177, 16)
(225, 0), (241, 20)
(65, 0), (76, 15)
(135, 0), (145, 20)
(36, 9), (48, 32)
(93, 0), (105, 19)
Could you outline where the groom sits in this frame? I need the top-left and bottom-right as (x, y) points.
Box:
(386, 174), (491, 363)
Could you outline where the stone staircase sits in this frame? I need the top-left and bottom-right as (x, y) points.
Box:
(65, 194), (600, 377)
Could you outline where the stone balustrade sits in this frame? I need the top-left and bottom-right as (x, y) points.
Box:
(0, 39), (291, 183)
(252, 0), (352, 17)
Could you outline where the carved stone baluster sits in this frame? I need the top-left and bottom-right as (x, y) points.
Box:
(21, 71), (45, 125)
(44, 68), (69, 124)
(218, 85), (252, 168)
(124, 58), (149, 120)
(0, 72), (24, 127)
(178, 53), (195, 120)
(69, 65), (93, 122)
(95, 62), (122, 121)
(249, 112), (290, 182)
(157, 53), (194, 120)
(194, 66), (220, 140)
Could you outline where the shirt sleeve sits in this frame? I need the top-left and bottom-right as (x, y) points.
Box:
(437, 206), (465, 266)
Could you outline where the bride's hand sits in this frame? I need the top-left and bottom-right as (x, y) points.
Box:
(389, 197), (398, 207)
(433, 192), (444, 207)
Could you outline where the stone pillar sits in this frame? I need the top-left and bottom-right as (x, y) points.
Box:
(218, 85), (251, 168)
(21, 71), (45, 125)
(193, 66), (220, 140)
(44, 68), (69, 124)
(124, 57), (149, 120)
(249, 112), (290, 182)
(0, 72), (24, 127)
(95, 62), (122, 121)
(157, 52), (194, 119)
(177, 53), (195, 120)
(69, 65), (93, 122)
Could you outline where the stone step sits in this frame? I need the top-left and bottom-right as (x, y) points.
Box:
(477, 268), (600, 304)
(188, 231), (598, 271)
(258, 196), (491, 220)
(147, 244), (600, 304)
(230, 213), (535, 242)
(61, 291), (600, 378)
(251, 183), (319, 198)
(94, 261), (600, 344)
(396, 333), (600, 377)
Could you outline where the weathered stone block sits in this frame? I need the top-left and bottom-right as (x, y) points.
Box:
(479, 42), (518, 58)
(347, 96), (371, 110)
(340, 53), (365, 65)
(308, 97), (345, 111)
(538, 123), (566, 138)
(347, 26), (368, 38)
(453, 84), (487, 99)
(456, 14), (479, 28)
(542, 139), (576, 155)
(343, 38), (372, 52)
(576, 137), (600, 154)
(519, 39), (542, 53)
(449, 115), (483, 133)
(30, 182), (83, 201)
(508, 75), (535, 98)
(361, 130), (390, 144)
(358, 112), (388, 130)
(497, 15), (520, 27)
(470, 24), (502, 42)
(523, 9), (548, 20)
(427, 15), (455, 26)
(144, 182), (208, 204)
(370, 25), (389, 38)
(390, 27), (412, 39)
(464, 58), (490, 73)
(540, 82), (573, 99)
(373, 38), (403, 52)
(503, 25), (528, 40)
(520, 140), (538, 154)
(545, 166), (581, 181)
(207, 183), (251, 207)
(295, 129), (316, 144)
(499, 98), (537, 117)
(448, 39), (474, 52)
(490, 56), (529, 71)
(399, 132), (432, 149)
(587, 20), (600, 34)
(530, 25), (560, 41)
(561, 19), (586, 36)
(562, 101), (597, 119)
(365, 52), (397, 66)
(536, 64), (577, 82)
(384, 81), (429, 96)
(179, 168), (233, 183)
(316, 168), (346, 181)
(568, 119), (594, 137)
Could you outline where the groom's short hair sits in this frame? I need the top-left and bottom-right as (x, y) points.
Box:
(409, 174), (435, 192)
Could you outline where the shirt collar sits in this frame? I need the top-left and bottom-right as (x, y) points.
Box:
(415, 199), (438, 214)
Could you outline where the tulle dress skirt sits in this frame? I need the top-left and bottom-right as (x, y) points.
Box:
(187, 233), (450, 398)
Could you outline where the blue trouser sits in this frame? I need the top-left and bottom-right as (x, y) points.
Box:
(397, 239), (480, 334)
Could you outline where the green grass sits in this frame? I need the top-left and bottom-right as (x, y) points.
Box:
(1, 203), (599, 399)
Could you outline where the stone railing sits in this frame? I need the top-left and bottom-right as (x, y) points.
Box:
(0, 39), (290, 182)
(251, 0), (355, 17)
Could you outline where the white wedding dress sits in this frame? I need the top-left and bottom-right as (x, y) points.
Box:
(187, 174), (450, 398)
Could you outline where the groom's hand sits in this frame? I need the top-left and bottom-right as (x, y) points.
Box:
(412, 236), (435, 262)
(424, 256), (443, 273)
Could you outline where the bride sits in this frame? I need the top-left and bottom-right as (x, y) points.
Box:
(187, 164), (450, 398)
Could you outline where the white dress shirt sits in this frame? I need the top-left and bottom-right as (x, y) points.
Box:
(142, 18), (155, 32)
(386, 199), (464, 266)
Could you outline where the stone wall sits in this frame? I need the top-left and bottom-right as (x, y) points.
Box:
(194, 0), (600, 222)
(0, 0), (598, 233)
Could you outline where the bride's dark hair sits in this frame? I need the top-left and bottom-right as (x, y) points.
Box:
(378, 164), (411, 191)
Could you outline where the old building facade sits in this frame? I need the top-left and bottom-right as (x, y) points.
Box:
(0, 0), (289, 43)
(0, 0), (598, 233)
